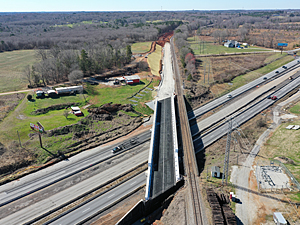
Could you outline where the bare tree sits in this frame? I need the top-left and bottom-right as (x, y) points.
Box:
(68, 70), (84, 84)
(63, 110), (69, 119)
(35, 49), (48, 61)
(23, 65), (32, 86)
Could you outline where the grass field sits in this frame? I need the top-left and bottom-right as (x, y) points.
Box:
(0, 78), (158, 146)
(205, 53), (294, 97)
(147, 45), (162, 76)
(227, 54), (294, 92)
(262, 119), (300, 190)
(131, 42), (152, 53)
(188, 36), (270, 55)
(0, 50), (36, 93)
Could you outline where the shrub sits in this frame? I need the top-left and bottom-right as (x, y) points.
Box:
(27, 94), (33, 101)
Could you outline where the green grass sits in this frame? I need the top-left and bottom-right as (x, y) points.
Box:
(227, 54), (294, 92)
(263, 122), (300, 182)
(148, 45), (162, 76)
(188, 36), (270, 55)
(289, 103), (300, 114)
(131, 42), (152, 53)
(0, 50), (37, 93)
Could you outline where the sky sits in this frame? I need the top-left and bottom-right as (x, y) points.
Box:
(0, 0), (298, 12)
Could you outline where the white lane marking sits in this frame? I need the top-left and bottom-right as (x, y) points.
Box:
(108, 194), (115, 199)
(82, 208), (90, 213)
(130, 181), (136, 186)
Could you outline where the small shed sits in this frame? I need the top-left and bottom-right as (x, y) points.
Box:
(123, 75), (140, 85)
(273, 212), (287, 225)
(71, 106), (80, 112)
(211, 166), (221, 178)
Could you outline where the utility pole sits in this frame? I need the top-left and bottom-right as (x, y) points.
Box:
(222, 118), (232, 185)
(203, 62), (206, 83)
(17, 130), (22, 148)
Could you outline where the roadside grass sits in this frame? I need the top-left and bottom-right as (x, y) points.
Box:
(131, 42), (152, 53)
(188, 36), (270, 55)
(147, 45), (162, 76)
(262, 120), (300, 182)
(289, 103), (300, 114)
(228, 54), (294, 92)
(0, 50), (37, 93)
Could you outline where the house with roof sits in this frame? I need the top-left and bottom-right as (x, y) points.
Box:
(224, 40), (240, 48)
(123, 75), (140, 85)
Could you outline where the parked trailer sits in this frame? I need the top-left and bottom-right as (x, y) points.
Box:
(273, 212), (287, 225)
(55, 85), (83, 95)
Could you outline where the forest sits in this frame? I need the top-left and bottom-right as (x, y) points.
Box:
(0, 10), (299, 86)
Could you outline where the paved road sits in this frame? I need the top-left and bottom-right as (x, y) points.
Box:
(188, 59), (300, 120)
(191, 65), (300, 136)
(0, 147), (149, 225)
(0, 131), (151, 207)
(232, 91), (300, 225)
(1, 49), (299, 224)
(193, 73), (300, 152)
(157, 43), (175, 100)
(50, 173), (146, 225)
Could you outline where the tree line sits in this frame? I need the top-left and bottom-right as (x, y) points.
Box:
(24, 43), (132, 87)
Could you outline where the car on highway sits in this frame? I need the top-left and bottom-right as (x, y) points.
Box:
(112, 146), (122, 153)
(289, 76), (293, 80)
(271, 96), (277, 100)
(282, 65), (287, 69)
(263, 77), (268, 80)
(227, 94), (232, 98)
(275, 71), (279, 74)
(267, 95), (272, 99)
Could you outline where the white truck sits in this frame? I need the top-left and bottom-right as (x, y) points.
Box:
(273, 212), (287, 225)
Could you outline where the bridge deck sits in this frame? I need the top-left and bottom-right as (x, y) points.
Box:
(152, 97), (175, 198)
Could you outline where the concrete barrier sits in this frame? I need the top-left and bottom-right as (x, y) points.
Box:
(171, 94), (180, 182)
(115, 199), (145, 225)
(145, 98), (158, 200)
(117, 179), (184, 225)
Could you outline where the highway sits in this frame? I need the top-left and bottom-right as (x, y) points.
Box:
(0, 145), (149, 224)
(43, 72), (300, 224)
(188, 59), (300, 120)
(50, 173), (146, 225)
(191, 64), (300, 136)
(0, 130), (151, 207)
(193, 73), (300, 152)
(0, 52), (299, 224)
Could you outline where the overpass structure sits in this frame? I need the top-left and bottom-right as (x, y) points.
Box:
(145, 42), (180, 200)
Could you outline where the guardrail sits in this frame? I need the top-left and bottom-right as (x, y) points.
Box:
(171, 94), (180, 182)
(145, 98), (158, 201)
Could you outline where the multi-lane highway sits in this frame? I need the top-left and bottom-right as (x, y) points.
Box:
(0, 131), (151, 208)
(0, 51), (299, 224)
(193, 72), (300, 152)
(50, 173), (145, 225)
(188, 59), (300, 120)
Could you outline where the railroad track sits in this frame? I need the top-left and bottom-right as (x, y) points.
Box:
(170, 38), (204, 225)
